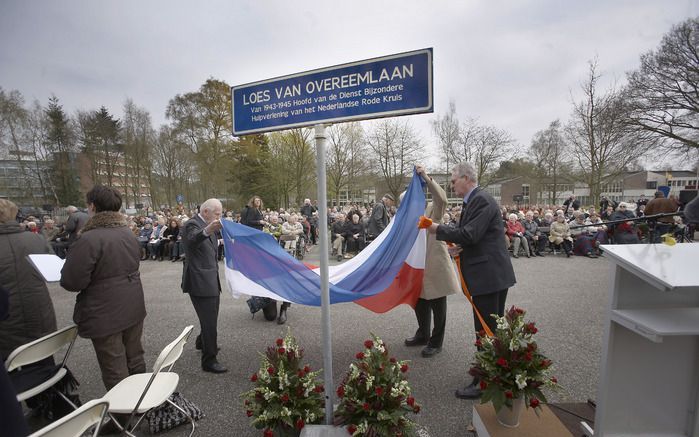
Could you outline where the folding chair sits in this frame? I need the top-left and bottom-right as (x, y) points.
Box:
(102, 325), (195, 437)
(28, 398), (109, 437)
(5, 324), (79, 408)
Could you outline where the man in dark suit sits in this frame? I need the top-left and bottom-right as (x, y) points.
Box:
(367, 193), (394, 240)
(181, 198), (227, 373)
(426, 162), (516, 399)
(53, 205), (88, 258)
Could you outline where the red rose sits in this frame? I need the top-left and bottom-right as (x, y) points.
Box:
(298, 370), (305, 378)
(474, 339), (482, 348)
(413, 405), (420, 413)
(364, 340), (374, 349)
(530, 398), (540, 408)
(278, 347), (286, 355)
(479, 380), (487, 390)
(251, 373), (258, 382)
(347, 425), (357, 434)
(541, 359), (551, 368)
(362, 402), (370, 411)
(550, 377), (558, 384)
(515, 307), (524, 315)
(356, 352), (365, 360)
(406, 396), (415, 406)
(524, 352), (533, 362)
(527, 322), (538, 334)
(268, 366), (275, 375)
(390, 357), (397, 363)
(276, 338), (284, 346)
(496, 357), (508, 367)
(477, 329), (486, 338)
(314, 385), (324, 393)
(246, 410), (253, 417)
(505, 390), (513, 399)
(264, 429), (274, 437)
(400, 364), (409, 373)
(337, 385), (345, 398)
(295, 419), (305, 430)
(287, 350), (295, 360)
(304, 365), (311, 373)
(375, 387), (383, 396)
(281, 394), (289, 403)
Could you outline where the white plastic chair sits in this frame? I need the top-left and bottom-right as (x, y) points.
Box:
(102, 325), (195, 436)
(28, 398), (109, 437)
(5, 324), (79, 407)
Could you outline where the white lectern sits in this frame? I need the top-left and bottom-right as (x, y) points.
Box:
(590, 244), (699, 436)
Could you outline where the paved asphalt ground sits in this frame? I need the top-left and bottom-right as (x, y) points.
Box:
(40, 246), (611, 436)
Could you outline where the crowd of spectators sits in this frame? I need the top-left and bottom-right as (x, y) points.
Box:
(11, 189), (693, 264)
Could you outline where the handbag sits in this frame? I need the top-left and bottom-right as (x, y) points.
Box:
(145, 392), (204, 434)
(247, 296), (273, 317)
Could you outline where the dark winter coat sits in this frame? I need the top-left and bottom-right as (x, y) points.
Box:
(60, 211), (146, 339)
(0, 222), (57, 359)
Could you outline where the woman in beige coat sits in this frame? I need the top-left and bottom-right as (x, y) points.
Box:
(404, 166), (461, 357)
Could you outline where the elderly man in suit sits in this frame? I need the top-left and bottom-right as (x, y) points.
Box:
(181, 198), (227, 373)
(53, 205), (88, 258)
(426, 162), (516, 399)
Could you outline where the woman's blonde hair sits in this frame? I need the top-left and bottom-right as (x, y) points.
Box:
(0, 199), (19, 224)
(247, 196), (263, 209)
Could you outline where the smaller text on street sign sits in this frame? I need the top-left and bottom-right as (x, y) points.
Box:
(231, 48), (433, 135)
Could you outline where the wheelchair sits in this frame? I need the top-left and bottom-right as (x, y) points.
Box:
(280, 234), (307, 260)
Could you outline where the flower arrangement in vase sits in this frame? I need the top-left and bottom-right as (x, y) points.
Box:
(242, 331), (325, 436)
(469, 306), (559, 426)
(334, 334), (421, 436)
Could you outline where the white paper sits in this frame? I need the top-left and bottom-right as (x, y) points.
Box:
(27, 254), (65, 282)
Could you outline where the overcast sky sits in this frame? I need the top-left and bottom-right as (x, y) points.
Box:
(1, 0), (696, 164)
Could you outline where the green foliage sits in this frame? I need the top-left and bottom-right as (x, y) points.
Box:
(242, 331), (325, 436)
(470, 306), (559, 413)
(334, 334), (420, 437)
(45, 97), (81, 205)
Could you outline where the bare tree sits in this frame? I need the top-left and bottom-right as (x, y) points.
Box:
(326, 122), (367, 205)
(566, 59), (649, 206)
(267, 129), (316, 207)
(366, 119), (424, 200)
(122, 99), (155, 208)
(431, 100), (461, 174)
(529, 120), (570, 203)
(625, 17), (699, 154)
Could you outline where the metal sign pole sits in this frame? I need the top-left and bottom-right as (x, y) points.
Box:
(314, 124), (334, 423)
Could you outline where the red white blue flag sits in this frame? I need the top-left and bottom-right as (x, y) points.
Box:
(221, 170), (426, 313)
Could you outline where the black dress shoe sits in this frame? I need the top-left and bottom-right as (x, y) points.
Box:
(277, 309), (287, 325)
(421, 346), (442, 357)
(202, 362), (228, 373)
(404, 336), (428, 347)
(455, 384), (482, 399)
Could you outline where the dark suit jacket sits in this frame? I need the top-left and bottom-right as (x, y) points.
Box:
(181, 215), (221, 296)
(436, 187), (516, 296)
(65, 210), (88, 244)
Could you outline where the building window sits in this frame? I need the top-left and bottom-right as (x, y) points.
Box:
(646, 181), (657, 190)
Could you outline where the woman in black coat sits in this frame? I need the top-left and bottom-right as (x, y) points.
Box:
(240, 196), (265, 231)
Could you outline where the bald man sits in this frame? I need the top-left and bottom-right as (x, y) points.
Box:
(181, 199), (226, 373)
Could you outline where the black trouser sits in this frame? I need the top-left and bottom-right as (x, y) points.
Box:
(262, 300), (290, 321)
(189, 295), (220, 367)
(413, 296), (447, 348)
(471, 289), (509, 334)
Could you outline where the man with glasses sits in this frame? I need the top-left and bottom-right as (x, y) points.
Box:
(425, 162), (516, 399)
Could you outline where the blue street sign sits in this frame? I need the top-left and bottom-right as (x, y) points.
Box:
(231, 48), (433, 135)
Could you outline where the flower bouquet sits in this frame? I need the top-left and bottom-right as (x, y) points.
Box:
(469, 306), (559, 425)
(242, 331), (325, 436)
(334, 334), (421, 436)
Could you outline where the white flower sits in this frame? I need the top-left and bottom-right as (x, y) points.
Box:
(515, 373), (527, 390)
(496, 316), (509, 331)
(509, 338), (519, 351)
(366, 374), (374, 390)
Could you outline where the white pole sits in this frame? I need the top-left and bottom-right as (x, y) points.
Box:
(314, 124), (334, 423)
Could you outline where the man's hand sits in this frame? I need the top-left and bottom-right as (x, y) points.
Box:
(447, 245), (463, 257)
(415, 165), (427, 181)
(206, 220), (222, 235)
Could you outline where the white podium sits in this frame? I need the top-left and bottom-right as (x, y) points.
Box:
(592, 244), (699, 437)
